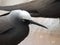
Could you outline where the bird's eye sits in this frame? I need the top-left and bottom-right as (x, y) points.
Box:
(22, 19), (30, 24)
(22, 19), (26, 22)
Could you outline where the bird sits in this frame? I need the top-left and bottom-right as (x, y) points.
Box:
(0, 0), (60, 18)
(0, 10), (48, 45)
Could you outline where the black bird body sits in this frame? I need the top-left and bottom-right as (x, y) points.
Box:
(0, 10), (47, 45)
(0, 0), (59, 44)
(0, 14), (29, 45)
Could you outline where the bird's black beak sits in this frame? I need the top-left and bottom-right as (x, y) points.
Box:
(29, 20), (48, 29)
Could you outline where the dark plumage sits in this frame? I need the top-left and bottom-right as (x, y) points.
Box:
(0, 14), (29, 45)
(0, 10), (47, 45)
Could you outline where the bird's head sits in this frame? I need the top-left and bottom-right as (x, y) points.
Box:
(9, 10), (48, 29)
(1, 10), (48, 29)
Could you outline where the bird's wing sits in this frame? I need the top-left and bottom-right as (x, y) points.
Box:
(0, 0), (60, 18)
(0, 16), (13, 34)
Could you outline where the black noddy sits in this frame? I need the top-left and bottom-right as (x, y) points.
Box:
(0, 10), (48, 45)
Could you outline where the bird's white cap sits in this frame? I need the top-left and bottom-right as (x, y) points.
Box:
(10, 10), (32, 20)
(9, 10), (48, 29)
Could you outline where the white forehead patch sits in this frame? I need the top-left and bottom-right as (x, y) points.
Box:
(11, 10), (32, 20)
